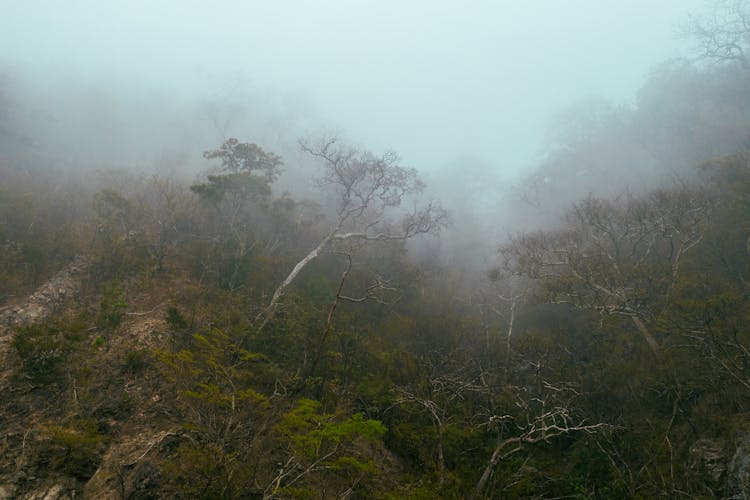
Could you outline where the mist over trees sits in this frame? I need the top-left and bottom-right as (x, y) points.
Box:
(1, 1), (750, 498)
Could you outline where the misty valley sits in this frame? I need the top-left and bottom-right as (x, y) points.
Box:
(2, 1), (750, 498)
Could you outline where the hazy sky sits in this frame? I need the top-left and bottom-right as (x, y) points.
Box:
(0, 0), (705, 177)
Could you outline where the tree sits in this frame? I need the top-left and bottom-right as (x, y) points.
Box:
(198, 78), (248, 142)
(156, 327), (277, 497)
(471, 382), (610, 499)
(137, 175), (194, 273)
(666, 153), (750, 392)
(481, 272), (530, 371)
(683, 0), (750, 68)
(191, 138), (282, 291)
(157, 328), (272, 452)
(192, 138), (281, 206)
(257, 136), (446, 327)
(500, 186), (714, 353)
(393, 355), (486, 486)
(267, 399), (387, 498)
(305, 250), (399, 379)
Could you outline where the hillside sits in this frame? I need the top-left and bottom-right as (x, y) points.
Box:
(2, 3), (750, 498)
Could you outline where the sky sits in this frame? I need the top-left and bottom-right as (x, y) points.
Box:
(0, 0), (706, 178)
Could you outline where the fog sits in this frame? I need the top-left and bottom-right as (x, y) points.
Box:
(7, 4), (750, 496)
(3, 0), (740, 278)
(2, 1), (704, 173)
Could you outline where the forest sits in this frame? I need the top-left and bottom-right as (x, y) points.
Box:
(1, 2), (750, 499)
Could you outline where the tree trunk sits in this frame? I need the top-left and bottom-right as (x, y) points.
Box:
(472, 437), (520, 499)
(437, 426), (446, 485)
(255, 230), (335, 330)
(631, 315), (660, 354)
(305, 254), (352, 378)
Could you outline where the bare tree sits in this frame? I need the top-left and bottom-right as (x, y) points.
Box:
(257, 136), (446, 327)
(137, 175), (194, 273)
(482, 271), (530, 372)
(393, 356), (486, 485)
(501, 186), (714, 353)
(198, 75), (249, 142)
(471, 382), (610, 499)
(392, 351), (611, 498)
(683, 0), (750, 68)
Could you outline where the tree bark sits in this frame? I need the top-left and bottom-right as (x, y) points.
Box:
(472, 437), (520, 499)
(255, 230), (335, 330)
(631, 315), (660, 354)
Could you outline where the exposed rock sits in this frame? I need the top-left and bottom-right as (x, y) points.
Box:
(122, 461), (161, 500)
(0, 255), (87, 329)
(0, 484), (17, 499)
(728, 431), (750, 499)
(24, 481), (78, 500)
(690, 438), (727, 487)
(0, 256), (88, 385)
(84, 429), (180, 499)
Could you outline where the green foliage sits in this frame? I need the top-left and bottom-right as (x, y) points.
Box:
(191, 139), (280, 207)
(96, 281), (128, 329)
(156, 328), (275, 448)
(272, 398), (387, 496)
(278, 399), (386, 455)
(386, 421), (434, 471)
(191, 173), (272, 205)
(5, 67), (750, 498)
(124, 349), (149, 374)
(380, 484), (444, 500)
(166, 305), (188, 330)
(187, 139), (289, 294)
(161, 442), (257, 499)
(0, 188), (82, 298)
(12, 318), (88, 385)
(93, 189), (135, 233)
(564, 440), (619, 496)
(91, 188), (150, 279)
(202, 138), (282, 180)
(154, 328), (282, 496)
(39, 419), (105, 480)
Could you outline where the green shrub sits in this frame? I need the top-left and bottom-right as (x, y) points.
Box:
(165, 305), (188, 330)
(39, 419), (105, 480)
(160, 442), (258, 499)
(12, 318), (87, 384)
(96, 282), (128, 329)
(124, 349), (149, 374)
